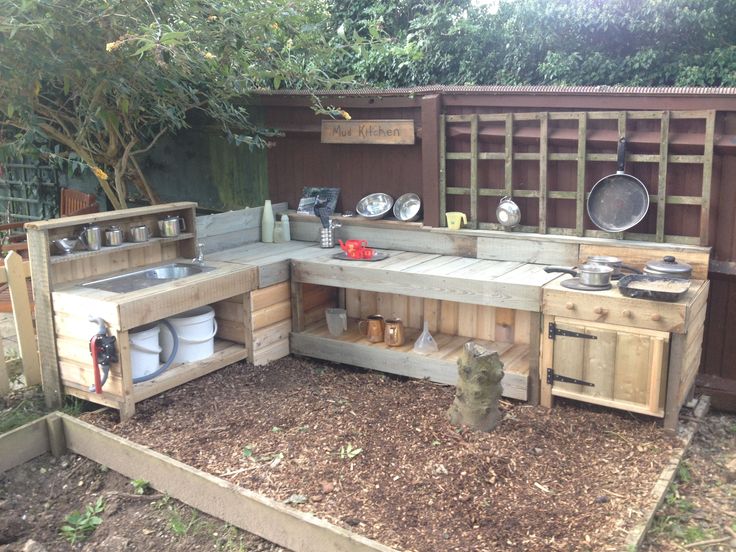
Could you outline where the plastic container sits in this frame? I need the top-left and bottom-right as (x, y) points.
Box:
(281, 214), (291, 241)
(130, 324), (162, 379)
(261, 199), (274, 243)
(160, 306), (218, 364)
(325, 308), (347, 337)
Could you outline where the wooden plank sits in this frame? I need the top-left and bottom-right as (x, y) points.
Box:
(252, 339), (290, 366)
(439, 301), (459, 336)
(26, 202), (196, 231)
(576, 113), (587, 236)
(252, 319), (292, 352)
(290, 279), (305, 333)
(552, 388), (663, 417)
(133, 342), (248, 402)
(439, 114), (447, 226)
(292, 260), (543, 311)
(423, 299), (440, 332)
(504, 113), (513, 196)
(0, 416), (50, 473)
(648, 337), (666, 412)
(26, 228), (62, 408)
(527, 311), (541, 405)
(470, 114), (479, 229)
(290, 330), (528, 401)
(613, 332), (651, 405)
(538, 112), (548, 234)
(577, 244), (710, 280)
(421, 94), (441, 227)
(456, 303), (477, 338)
(552, 321), (585, 394)
(60, 415), (398, 552)
(581, 326), (617, 399)
(0, 335), (8, 396)
(46, 413), (67, 458)
(475, 306), (495, 341)
(477, 236), (579, 265)
(253, 300), (292, 330)
(700, 110), (715, 246)
(656, 111), (670, 242)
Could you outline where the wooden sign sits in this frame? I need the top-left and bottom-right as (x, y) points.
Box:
(321, 119), (415, 145)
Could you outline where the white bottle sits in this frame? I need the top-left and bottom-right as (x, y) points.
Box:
(273, 220), (284, 243)
(281, 213), (290, 242)
(261, 199), (274, 243)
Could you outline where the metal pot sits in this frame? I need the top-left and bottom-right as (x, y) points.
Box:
(158, 216), (186, 237)
(104, 225), (124, 246)
(585, 255), (641, 278)
(643, 256), (692, 279)
(78, 225), (102, 251)
(496, 196), (521, 228)
(544, 263), (614, 287)
(129, 225), (149, 243)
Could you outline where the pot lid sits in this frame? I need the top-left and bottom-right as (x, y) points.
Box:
(645, 256), (692, 275)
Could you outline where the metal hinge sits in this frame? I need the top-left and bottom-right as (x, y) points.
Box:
(546, 368), (595, 387)
(548, 322), (597, 341)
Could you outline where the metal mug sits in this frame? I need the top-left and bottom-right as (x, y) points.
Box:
(158, 216), (186, 237)
(78, 225), (102, 251)
(358, 314), (385, 343)
(129, 225), (149, 243)
(104, 225), (124, 246)
(384, 318), (405, 347)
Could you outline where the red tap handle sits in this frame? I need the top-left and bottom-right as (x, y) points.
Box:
(89, 335), (102, 394)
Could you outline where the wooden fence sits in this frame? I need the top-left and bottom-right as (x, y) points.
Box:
(0, 251), (40, 395)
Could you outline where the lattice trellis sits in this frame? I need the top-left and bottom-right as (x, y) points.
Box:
(439, 110), (716, 245)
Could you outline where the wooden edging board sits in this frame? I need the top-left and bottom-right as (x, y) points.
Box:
(0, 413), (396, 552)
(0, 402), (711, 552)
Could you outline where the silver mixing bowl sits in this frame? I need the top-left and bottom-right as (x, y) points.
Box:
(356, 193), (394, 220)
(393, 193), (422, 222)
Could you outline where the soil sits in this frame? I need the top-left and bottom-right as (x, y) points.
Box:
(80, 357), (687, 552)
(0, 453), (284, 551)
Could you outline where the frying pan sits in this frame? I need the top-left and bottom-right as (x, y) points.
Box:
(587, 137), (650, 233)
(617, 274), (691, 302)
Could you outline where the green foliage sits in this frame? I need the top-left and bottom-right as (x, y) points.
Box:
(60, 497), (105, 544)
(0, 0), (368, 208)
(327, 0), (736, 87)
(339, 443), (363, 459)
(130, 478), (151, 495)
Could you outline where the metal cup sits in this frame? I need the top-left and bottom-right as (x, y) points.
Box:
(320, 227), (335, 248)
(78, 225), (102, 251)
(129, 225), (149, 243)
(358, 315), (384, 343)
(104, 225), (124, 246)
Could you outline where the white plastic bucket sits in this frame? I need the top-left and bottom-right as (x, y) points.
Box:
(160, 306), (218, 364)
(130, 324), (162, 379)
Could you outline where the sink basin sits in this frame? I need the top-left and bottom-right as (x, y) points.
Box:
(82, 263), (215, 293)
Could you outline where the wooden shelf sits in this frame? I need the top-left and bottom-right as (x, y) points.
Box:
(290, 318), (529, 401)
(132, 339), (248, 402)
(50, 233), (195, 264)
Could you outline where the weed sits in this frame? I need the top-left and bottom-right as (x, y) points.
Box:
(242, 446), (254, 458)
(0, 392), (45, 433)
(676, 461), (692, 484)
(61, 396), (85, 417)
(60, 497), (105, 544)
(339, 443), (363, 460)
(682, 525), (710, 544)
(130, 478), (150, 495)
(215, 524), (249, 551)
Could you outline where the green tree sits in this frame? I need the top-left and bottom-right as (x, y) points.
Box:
(0, 0), (357, 209)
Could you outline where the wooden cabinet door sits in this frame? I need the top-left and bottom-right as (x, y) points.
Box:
(541, 317), (669, 417)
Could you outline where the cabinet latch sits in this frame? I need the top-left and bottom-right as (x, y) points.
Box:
(548, 322), (597, 341)
(546, 368), (595, 387)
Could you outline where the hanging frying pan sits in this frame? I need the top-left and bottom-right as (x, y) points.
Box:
(587, 137), (650, 233)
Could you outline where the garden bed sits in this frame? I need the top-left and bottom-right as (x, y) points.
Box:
(81, 357), (686, 551)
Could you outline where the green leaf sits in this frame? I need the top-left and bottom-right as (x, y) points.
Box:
(6, 103), (14, 118)
(160, 31), (188, 45)
(242, 446), (253, 458)
(273, 77), (281, 89)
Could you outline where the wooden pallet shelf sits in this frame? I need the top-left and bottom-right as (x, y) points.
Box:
(49, 234), (195, 264)
(440, 109), (716, 245)
(290, 318), (530, 401)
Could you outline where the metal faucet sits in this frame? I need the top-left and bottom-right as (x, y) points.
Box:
(192, 242), (205, 265)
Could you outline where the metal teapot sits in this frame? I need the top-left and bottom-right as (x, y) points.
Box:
(496, 196), (521, 228)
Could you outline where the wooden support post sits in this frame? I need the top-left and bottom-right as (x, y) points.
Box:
(447, 342), (504, 432)
(439, 114), (447, 227)
(0, 331), (8, 396)
(699, 110), (715, 246)
(6, 251), (41, 386)
(575, 113), (587, 236)
(664, 333), (686, 431)
(291, 268), (305, 333)
(539, 315), (554, 408)
(46, 413), (67, 457)
(421, 94), (441, 227)
(469, 114), (479, 229)
(26, 229), (62, 408)
(504, 113), (514, 198)
(655, 111), (670, 242)
(527, 311), (541, 406)
(538, 113), (548, 234)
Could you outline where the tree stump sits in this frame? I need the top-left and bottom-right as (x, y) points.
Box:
(447, 342), (504, 432)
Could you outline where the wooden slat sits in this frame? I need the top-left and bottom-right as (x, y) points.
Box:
(439, 114), (447, 226)
(613, 333), (651, 405)
(538, 113), (548, 234)
(470, 114), (479, 229)
(552, 321), (585, 394)
(656, 111), (670, 242)
(576, 113), (587, 236)
(504, 113), (513, 196)
(581, 326), (617, 399)
(0, 416), (50, 472)
(6, 251), (40, 385)
(700, 110), (716, 246)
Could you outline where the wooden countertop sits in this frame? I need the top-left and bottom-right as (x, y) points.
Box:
(291, 250), (560, 311)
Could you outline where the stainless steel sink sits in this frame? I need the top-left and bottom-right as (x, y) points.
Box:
(82, 263), (215, 293)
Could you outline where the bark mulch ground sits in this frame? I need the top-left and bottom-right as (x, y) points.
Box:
(83, 357), (684, 552)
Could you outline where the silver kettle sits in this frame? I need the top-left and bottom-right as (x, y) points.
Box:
(496, 196), (521, 228)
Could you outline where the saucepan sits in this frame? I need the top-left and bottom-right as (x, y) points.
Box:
(585, 255), (641, 278)
(544, 263), (614, 287)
